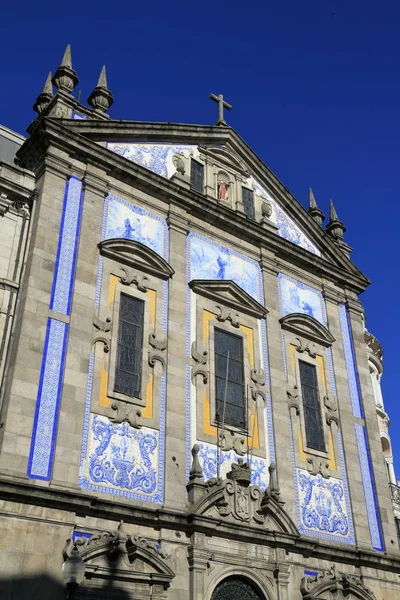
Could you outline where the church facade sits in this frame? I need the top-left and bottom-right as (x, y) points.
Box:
(0, 46), (399, 599)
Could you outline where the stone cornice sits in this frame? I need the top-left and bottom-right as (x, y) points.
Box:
(16, 119), (370, 294)
(0, 475), (400, 574)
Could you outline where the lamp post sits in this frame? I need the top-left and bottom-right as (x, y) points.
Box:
(62, 544), (86, 600)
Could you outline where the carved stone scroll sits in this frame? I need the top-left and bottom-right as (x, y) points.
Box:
(215, 304), (240, 328)
(148, 331), (167, 369)
(108, 400), (143, 428)
(119, 267), (148, 292)
(191, 341), (209, 384)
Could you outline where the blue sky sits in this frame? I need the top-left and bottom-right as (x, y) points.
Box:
(1, 2), (399, 470)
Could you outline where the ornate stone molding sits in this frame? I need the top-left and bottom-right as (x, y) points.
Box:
(250, 365), (267, 403)
(295, 336), (317, 358)
(148, 330), (167, 369)
(301, 566), (376, 600)
(92, 314), (112, 352)
(119, 266), (149, 291)
(99, 238), (175, 280)
(187, 458), (299, 535)
(217, 430), (247, 455)
(215, 304), (240, 328)
(108, 400), (143, 428)
(189, 279), (268, 320)
(280, 313), (335, 347)
(191, 341), (209, 384)
(306, 457), (330, 479)
(64, 523), (174, 595)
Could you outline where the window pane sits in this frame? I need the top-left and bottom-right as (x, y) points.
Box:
(191, 160), (204, 193)
(299, 360), (325, 452)
(242, 187), (255, 219)
(214, 329), (245, 428)
(114, 294), (144, 398)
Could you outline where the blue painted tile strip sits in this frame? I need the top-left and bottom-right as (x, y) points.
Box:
(339, 302), (384, 552)
(28, 177), (84, 480)
(27, 319), (69, 479)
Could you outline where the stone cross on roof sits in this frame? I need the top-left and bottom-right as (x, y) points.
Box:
(209, 93), (232, 125)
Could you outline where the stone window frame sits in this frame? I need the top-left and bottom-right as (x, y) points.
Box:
(93, 239), (174, 429)
(293, 349), (330, 460)
(208, 316), (252, 435)
(107, 279), (151, 408)
(280, 313), (338, 465)
(189, 279), (268, 458)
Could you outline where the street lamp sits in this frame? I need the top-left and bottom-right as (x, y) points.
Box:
(62, 544), (86, 600)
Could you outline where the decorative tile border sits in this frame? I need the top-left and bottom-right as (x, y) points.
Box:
(338, 302), (384, 552)
(80, 195), (168, 504)
(355, 423), (384, 551)
(27, 319), (69, 479)
(338, 303), (363, 419)
(49, 177), (84, 315)
(28, 177), (84, 481)
(186, 232), (275, 487)
(250, 177), (321, 257)
(107, 143), (198, 180)
(289, 419), (355, 545)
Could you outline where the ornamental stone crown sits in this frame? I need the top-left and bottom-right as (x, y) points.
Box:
(226, 458), (251, 485)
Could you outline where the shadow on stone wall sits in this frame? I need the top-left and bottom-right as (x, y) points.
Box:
(0, 572), (131, 599)
(0, 574), (65, 599)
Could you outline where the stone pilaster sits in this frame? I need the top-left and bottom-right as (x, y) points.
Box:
(164, 204), (190, 509)
(260, 248), (297, 522)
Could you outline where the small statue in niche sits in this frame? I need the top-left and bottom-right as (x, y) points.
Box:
(218, 181), (230, 201)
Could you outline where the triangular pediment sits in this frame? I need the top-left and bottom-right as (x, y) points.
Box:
(200, 144), (250, 176)
(20, 118), (369, 292)
(189, 279), (268, 319)
(280, 313), (335, 347)
(99, 238), (174, 280)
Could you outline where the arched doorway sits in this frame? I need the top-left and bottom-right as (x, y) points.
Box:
(211, 576), (265, 600)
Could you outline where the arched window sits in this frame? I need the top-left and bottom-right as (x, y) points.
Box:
(211, 577), (264, 600)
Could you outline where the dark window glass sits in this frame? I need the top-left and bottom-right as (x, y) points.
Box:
(299, 360), (325, 452)
(114, 294), (144, 397)
(214, 329), (245, 429)
(242, 187), (255, 219)
(190, 159), (204, 193)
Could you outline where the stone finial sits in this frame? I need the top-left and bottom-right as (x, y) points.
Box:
(52, 44), (79, 93)
(87, 65), (114, 114)
(189, 444), (203, 480)
(33, 71), (53, 114)
(308, 188), (325, 227)
(326, 199), (346, 241)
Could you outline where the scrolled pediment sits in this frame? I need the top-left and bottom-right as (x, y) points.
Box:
(189, 279), (268, 319)
(301, 568), (376, 600)
(280, 313), (335, 347)
(67, 528), (175, 591)
(99, 238), (174, 280)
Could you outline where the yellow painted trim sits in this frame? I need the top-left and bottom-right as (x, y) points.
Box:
(240, 324), (254, 368)
(203, 310), (215, 343)
(298, 429), (308, 461)
(316, 355), (327, 394)
(99, 274), (155, 414)
(328, 431), (336, 471)
(203, 388), (217, 436)
(143, 374), (153, 419)
(147, 288), (156, 328)
(290, 344), (296, 373)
